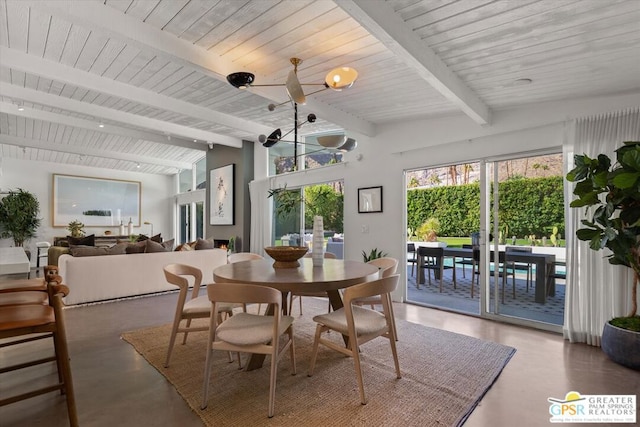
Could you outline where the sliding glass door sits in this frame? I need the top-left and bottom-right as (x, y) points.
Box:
(483, 154), (566, 328)
(406, 152), (566, 330)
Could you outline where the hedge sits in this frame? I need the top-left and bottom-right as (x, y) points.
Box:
(407, 176), (565, 239)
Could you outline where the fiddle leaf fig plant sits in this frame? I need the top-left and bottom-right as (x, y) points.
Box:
(0, 188), (42, 247)
(566, 140), (640, 328)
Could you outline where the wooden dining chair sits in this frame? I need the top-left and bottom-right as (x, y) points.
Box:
(0, 274), (78, 427)
(357, 257), (399, 340)
(289, 252), (337, 315)
(227, 252), (264, 264)
(356, 257), (398, 309)
(308, 275), (401, 405)
(227, 253), (265, 313)
(201, 282), (296, 418)
(163, 263), (240, 368)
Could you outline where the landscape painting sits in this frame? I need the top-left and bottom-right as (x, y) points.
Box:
(53, 174), (141, 227)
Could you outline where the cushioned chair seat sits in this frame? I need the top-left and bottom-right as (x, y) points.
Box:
(217, 312), (294, 345)
(313, 306), (387, 336)
(182, 295), (238, 314)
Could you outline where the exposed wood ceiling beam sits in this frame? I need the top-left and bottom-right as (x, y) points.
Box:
(24, 0), (376, 137)
(0, 134), (193, 170)
(0, 83), (237, 147)
(0, 47), (247, 146)
(0, 101), (206, 151)
(337, 0), (491, 125)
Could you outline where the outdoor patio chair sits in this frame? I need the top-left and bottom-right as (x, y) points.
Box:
(407, 243), (418, 277)
(417, 246), (456, 292)
(505, 246), (533, 292)
(455, 244), (475, 278)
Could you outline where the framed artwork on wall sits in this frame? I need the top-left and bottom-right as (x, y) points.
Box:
(358, 186), (383, 213)
(52, 174), (141, 227)
(210, 163), (235, 225)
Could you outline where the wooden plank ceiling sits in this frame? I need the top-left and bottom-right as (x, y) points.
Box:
(0, 0), (638, 175)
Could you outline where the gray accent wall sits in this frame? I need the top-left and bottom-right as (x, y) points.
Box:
(206, 140), (254, 252)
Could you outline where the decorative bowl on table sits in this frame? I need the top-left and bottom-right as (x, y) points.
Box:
(264, 246), (308, 269)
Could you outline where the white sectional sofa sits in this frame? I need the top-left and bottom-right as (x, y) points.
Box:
(58, 248), (228, 305)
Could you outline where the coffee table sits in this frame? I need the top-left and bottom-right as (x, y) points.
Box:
(0, 247), (30, 278)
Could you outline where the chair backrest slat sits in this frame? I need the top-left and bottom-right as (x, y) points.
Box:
(343, 275), (399, 303)
(207, 282), (281, 306)
(366, 257), (398, 278)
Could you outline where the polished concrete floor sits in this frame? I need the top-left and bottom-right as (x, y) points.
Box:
(1, 282), (638, 426)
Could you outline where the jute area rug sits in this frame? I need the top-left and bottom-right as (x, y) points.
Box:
(122, 299), (515, 427)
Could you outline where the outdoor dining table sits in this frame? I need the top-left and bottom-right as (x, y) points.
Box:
(213, 257), (379, 370)
(417, 247), (556, 304)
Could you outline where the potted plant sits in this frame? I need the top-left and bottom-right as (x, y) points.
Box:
(566, 140), (640, 370)
(67, 220), (85, 237)
(0, 188), (42, 250)
(362, 248), (387, 262)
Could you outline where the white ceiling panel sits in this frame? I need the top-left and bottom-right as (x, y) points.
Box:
(0, 0), (638, 174)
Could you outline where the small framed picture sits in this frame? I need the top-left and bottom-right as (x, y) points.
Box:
(358, 186), (383, 213)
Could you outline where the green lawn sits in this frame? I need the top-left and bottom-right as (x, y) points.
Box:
(439, 237), (565, 248)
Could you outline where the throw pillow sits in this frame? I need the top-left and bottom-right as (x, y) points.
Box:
(69, 245), (108, 257)
(107, 242), (129, 255)
(125, 241), (146, 254)
(161, 239), (175, 251)
(67, 234), (95, 247)
(136, 234), (149, 242)
(175, 243), (193, 251)
(145, 239), (169, 253)
(150, 233), (162, 243)
(194, 237), (215, 250)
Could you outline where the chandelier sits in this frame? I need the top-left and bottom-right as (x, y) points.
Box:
(226, 58), (358, 169)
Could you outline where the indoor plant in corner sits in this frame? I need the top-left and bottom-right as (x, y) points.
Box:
(566, 140), (640, 370)
(0, 189), (42, 259)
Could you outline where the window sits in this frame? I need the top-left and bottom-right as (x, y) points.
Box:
(176, 156), (206, 242)
(268, 134), (345, 176)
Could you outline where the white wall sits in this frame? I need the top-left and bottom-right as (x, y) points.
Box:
(254, 92), (640, 299)
(0, 158), (173, 266)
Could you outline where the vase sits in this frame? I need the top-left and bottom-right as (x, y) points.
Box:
(601, 321), (640, 370)
(312, 216), (324, 267)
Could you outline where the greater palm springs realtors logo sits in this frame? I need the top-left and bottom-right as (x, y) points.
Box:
(548, 391), (636, 423)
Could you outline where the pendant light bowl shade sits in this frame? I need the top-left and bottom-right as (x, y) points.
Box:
(338, 137), (357, 152)
(317, 135), (346, 148)
(261, 128), (282, 147)
(325, 67), (358, 90)
(226, 72), (255, 89)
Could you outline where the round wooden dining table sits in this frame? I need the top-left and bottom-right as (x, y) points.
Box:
(213, 257), (379, 370)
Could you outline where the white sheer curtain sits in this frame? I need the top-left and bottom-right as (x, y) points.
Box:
(248, 177), (273, 256)
(564, 108), (640, 345)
